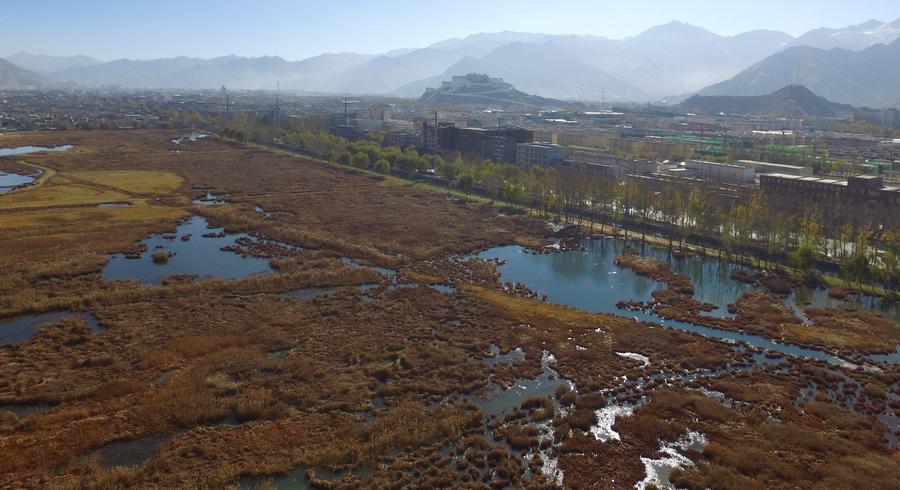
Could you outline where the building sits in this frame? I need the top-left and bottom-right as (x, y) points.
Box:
(855, 107), (900, 129)
(760, 173), (900, 218)
(681, 160), (755, 184)
(561, 160), (621, 179)
(384, 130), (421, 149)
(441, 74), (508, 91)
(438, 126), (533, 163)
(421, 121), (454, 153)
(566, 146), (657, 175)
(736, 160), (813, 177)
(516, 142), (566, 168)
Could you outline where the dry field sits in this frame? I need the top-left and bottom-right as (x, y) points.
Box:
(0, 131), (897, 489)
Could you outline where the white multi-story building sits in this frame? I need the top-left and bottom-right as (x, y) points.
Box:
(516, 142), (566, 167)
(681, 160), (755, 184)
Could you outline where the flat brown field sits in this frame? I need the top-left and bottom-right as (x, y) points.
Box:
(0, 131), (897, 489)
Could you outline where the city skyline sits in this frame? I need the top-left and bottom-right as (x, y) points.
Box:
(3, 0), (899, 61)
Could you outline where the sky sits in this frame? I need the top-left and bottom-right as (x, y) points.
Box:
(3, 0), (899, 61)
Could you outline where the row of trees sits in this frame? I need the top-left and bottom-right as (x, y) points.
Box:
(217, 118), (899, 293)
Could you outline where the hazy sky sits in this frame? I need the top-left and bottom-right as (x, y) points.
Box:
(4, 0), (899, 60)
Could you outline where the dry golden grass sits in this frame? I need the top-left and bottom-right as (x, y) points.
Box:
(0, 177), (131, 210)
(0, 130), (896, 489)
(0, 203), (188, 229)
(67, 170), (184, 195)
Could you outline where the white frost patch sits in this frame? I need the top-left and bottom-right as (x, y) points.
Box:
(524, 420), (564, 486)
(590, 404), (634, 442)
(617, 352), (650, 367)
(541, 350), (557, 368)
(635, 431), (707, 490)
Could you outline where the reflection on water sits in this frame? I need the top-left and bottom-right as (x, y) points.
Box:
(92, 434), (171, 468)
(104, 216), (272, 284)
(478, 239), (889, 366)
(0, 311), (102, 346)
(478, 238), (898, 322)
(0, 145), (73, 157)
(0, 170), (40, 192)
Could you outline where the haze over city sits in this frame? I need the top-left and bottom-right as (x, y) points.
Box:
(4, 0), (900, 59)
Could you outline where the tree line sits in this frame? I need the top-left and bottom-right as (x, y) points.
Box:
(217, 118), (899, 294)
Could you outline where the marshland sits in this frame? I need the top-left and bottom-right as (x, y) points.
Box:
(0, 130), (897, 489)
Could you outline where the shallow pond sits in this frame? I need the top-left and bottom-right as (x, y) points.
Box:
(103, 216), (273, 284)
(0, 144), (73, 158)
(0, 311), (101, 346)
(0, 170), (41, 192)
(91, 434), (171, 468)
(477, 238), (891, 366)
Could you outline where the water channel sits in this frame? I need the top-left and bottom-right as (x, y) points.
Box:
(0, 145), (73, 193)
(476, 238), (898, 366)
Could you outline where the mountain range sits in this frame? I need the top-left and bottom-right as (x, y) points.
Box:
(680, 85), (853, 117)
(0, 58), (58, 90)
(5, 52), (101, 75)
(785, 18), (900, 51)
(2, 17), (899, 106)
(698, 38), (900, 108)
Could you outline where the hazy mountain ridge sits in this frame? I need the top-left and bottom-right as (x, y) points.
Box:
(785, 17), (900, 51)
(698, 38), (900, 108)
(680, 85), (854, 117)
(5, 52), (101, 75)
(8, 18), (900, 102)
(0, 58), (59, 90)
(397, 42), (647, 102)
(47, 53), (375, 91)
(22, 21), (795, 98)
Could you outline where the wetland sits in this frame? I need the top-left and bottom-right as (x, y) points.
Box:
(0, 130), (896, 489)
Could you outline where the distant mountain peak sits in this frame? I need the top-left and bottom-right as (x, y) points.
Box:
(855, 19), (884, 30)
(632, 20), (719, 41)
(698, 38), (900, 108)
(0, 58), (59, 89)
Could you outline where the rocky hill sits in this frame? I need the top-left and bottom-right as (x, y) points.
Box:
(419, 73), (569, 107)
(680, 85), (853, 117)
